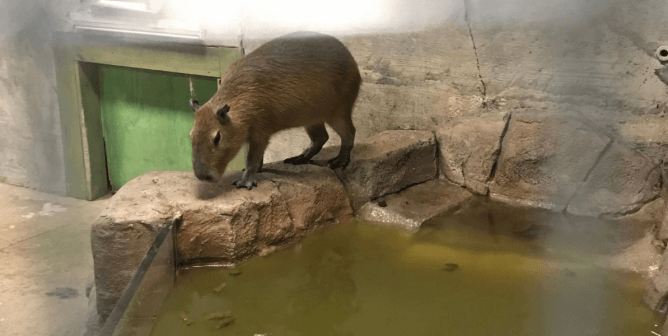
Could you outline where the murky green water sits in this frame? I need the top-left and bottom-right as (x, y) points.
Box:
(150, 198), (663, 336)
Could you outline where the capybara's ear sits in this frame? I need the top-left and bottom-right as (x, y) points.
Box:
(216, 104), (230, 124)
(189, 99), (200, 112)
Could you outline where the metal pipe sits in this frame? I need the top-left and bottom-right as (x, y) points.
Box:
(656, 46), (668, 62)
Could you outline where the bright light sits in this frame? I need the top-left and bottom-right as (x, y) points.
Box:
(163, 0), (461, 41)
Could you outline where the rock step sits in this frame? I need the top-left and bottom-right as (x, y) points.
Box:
(358, 179), (473, 232)
(91, 130), (437, 319)
(314, 130), (438, 211)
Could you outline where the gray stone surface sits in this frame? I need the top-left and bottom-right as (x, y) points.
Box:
(567, 143), (662, 217)
(658, 204), (668, 242)
(436, 111), (509, 195)
(91, 190), (180, 319)
(314, 130), (438, 211)
(469, 1), (668, 114)
(615, 116), (668, 172)
(0, 182), (110, 336)
(358, 179), (473, 231)
(91, 163), (353, 318)
(83, 284), (102, 336)
(0, 2), (68, 195)
(608, 231), (663, 275)
(602, 198), (665, 251)
(176, 163), (353, 263)
(489, 111), (610, 211)
(644, 249), (668, 312)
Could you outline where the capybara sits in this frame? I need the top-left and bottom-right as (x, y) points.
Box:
(189, 31), (362, 190)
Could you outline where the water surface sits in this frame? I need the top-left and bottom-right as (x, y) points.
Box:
(151, 198), (663, 336)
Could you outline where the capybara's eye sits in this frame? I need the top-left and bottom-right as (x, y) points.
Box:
(213, 131), (221, 146)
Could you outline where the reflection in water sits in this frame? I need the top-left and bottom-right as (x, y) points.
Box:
(150, 198), (662, 336)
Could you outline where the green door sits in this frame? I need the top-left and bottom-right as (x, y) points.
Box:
(99, 65), (243, 191)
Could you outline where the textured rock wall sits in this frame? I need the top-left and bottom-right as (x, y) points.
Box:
(0, 0), (74, 194)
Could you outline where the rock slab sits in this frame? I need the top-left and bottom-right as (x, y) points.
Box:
(91, 190), (180, 320)
(358, 179), (473, 231)
(315, 130), (438, 211)
(91, 163), (353, 319)
(489, 111), (610, 211)
(567, 142), (662, 217)
(436, 112), (509, 195)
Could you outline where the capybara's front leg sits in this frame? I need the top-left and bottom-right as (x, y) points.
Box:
(234, 138), (267, 190)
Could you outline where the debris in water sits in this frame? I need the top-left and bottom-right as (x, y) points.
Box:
(213, 282), (227, 293)
(443, 263), (459, 272)
(378, 200), (387, 207)
(179, 312), (191, 326)
(216, 317), (236, 329)
(205, 311), (233, 320)
(229, 270), (242, 277)
(564, 268), (576, 278)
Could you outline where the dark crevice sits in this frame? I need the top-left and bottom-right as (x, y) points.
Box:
(599, 193), (661, 219)
(431, 131), (442, 179)
(583, 138), (612, 184)
(601, 165), (665, 218)
(271, 179), (297, 226)
(487, 112), (512, 182)
(637, 165), (662, 200)
(103, 136), (113, 193)
(655, 68), (668, 86)
(655, 292), (668, 314)
(463, 0), (487, 98)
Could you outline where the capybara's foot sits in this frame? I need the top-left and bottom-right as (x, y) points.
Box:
(326, 157), (349, 170)
(284, 154), (313, 165)
(233, 176), (258, 190)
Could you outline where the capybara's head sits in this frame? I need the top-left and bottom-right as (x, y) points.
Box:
(189, 99), (244, 182)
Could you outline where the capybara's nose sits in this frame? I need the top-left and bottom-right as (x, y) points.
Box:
(194, 170), (212, 181)
(194, 162), (213, 181)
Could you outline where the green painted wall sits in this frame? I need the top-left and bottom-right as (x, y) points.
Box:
(99, 65), (243, 190)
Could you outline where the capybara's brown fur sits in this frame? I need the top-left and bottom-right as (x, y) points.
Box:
(189, 31), (361, 189)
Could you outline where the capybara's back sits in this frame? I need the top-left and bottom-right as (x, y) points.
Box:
(190, 32), (362, 189)
(221, 32), (361, 130)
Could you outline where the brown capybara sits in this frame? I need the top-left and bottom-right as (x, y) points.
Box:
(189, 31), (362, 190)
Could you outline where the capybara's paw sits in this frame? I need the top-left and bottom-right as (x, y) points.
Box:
(326, 157), (349, 170)
(233, 178), (258, 190)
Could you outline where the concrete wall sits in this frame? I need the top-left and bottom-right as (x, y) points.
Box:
(0, 0), (76, 195)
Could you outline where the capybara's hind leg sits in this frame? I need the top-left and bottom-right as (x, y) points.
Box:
(284, 123), (329, 165)
(327, 115), (355, 169)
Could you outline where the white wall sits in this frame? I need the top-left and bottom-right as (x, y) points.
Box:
(158, 0), (651, 41)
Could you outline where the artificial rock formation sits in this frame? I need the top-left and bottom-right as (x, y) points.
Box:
(436, 111), (509, 195)
(358, 179), (473, 231)
(91, 129), (440, 318)
(567, 142), (662, 217)
(314, 130), (438, 211)
(91, 163), (353, 318)
(489, 111), (610, 211)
